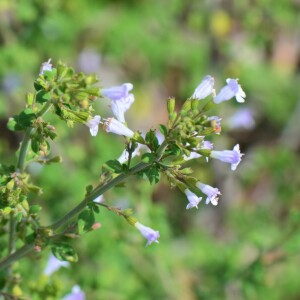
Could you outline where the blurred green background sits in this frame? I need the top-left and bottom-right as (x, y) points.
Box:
(1, 0), (300, 299)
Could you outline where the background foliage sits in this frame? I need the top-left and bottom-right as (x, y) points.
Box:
(0, 0), (300, 299)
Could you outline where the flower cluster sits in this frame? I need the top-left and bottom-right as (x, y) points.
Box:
(78, 71), (246, 245)
(1, 60), (248, 284)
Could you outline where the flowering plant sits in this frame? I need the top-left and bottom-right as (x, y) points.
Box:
(0, 60), (245, 297)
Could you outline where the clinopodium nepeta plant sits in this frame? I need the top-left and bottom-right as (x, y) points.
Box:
(0, 60), (245, 285)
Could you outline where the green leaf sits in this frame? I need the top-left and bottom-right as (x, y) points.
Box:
(145, 129), (159, 151)
(36, 90), (51, 104)
(31, 137), (40, 153)
(180, 168), (193, 175)
(43, 68), (57, 81)
(29, 205), (42, 214)
(159, 124), (168, 137)
(168, 143), (181, 156)
(78, 209), (95, 234)
(7, 109), (36, 131)
(51, 243), (78, 262)
(141, 153), (156, 163)
(144, 165), (160, 184)
(201, 100), (215, 112)
(105, 160), (123, 173)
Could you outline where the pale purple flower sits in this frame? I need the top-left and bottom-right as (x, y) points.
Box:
(227, 108), (255, 130)
(78, 50), (101, 73)
(184, 140), (213, 161)
(192, 75), (215, 100)
(184, 189), (202, 209)
(214, 78), (246, 104)
(93, 195), (104, 203)
(84, 115), (101, 136)
(202, 140), (213, 150)
(111, 93), (135, 122)
(101, 83), (133, 101)
(62, 285), (85, 300)
(40, 59), (52, 75)
(210, 144), (244, 171)
(118, 145), (141, 164)
(104, 118), (134, 138)
(135, 222), (160, 246)
(196, 182), (221, 206)
(184, 152), (202, 161)
(44, 254), (69, 276)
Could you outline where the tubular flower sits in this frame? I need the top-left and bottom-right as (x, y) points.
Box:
(84, 115), (101, 136)
(101, 83), (133, 101)
(103, 117), (134, 138)
(210, 144), (244, 171)
(184, 189), (202, 209)
(102, 83), (135, 122)
(227, 108), (255, 130)
(196, 182), (221, 206)
(44, 254), (69, 276)
(111, 93), (135, 123)
(192, 75), (215, 100)
(40, 59), (52, 75)
(62, 285), (85, 300)
(135, 222), (160, 246)
(214, 78), (246, 104)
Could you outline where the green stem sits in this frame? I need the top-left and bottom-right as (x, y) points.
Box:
(8, 213), (16, 255)
(0, 244), (34, 272)
(17, 101), (53, 172)
(156, 139), (168, 161)
(49, 161), (151, 231)
(16, 127), (34, 171)
(2, 101), (53, 273)
(0, 133), (168, 271)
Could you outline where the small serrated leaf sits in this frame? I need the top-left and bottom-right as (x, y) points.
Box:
(105, 160), (123, 173)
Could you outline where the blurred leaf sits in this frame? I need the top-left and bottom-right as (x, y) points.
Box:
(51, 243), (78, 263)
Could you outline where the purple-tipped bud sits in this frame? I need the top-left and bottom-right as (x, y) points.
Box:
(40, 59), (52, 75)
